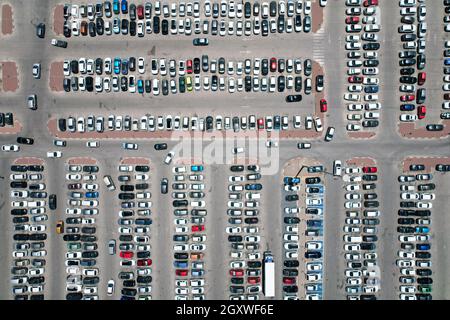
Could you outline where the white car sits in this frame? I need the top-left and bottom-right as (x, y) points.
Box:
(164, 152), (175, 165)
(138, 57), (145, 74)
(2, 144), (20, 152)
(47, 151), (62, 158)
(86, 141), (99, 148)
(122, 142), (138, 150)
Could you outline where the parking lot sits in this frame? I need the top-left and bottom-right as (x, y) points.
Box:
(0, 0), (449, 301)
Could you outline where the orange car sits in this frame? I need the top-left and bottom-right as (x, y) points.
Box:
(56, 220), (64, 234)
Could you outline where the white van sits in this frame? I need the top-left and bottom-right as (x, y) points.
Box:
(103, 175), (116, 191)
(245, 193), (261, 200)
(343, 235), (363, 243)
(364, 210), (380, 217)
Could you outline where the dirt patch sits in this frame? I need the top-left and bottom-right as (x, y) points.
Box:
(121, 157), (151, 165)
(53, 4), (64, 36)
(311, 0), (324, 33)
(13, 157), (44, 165)
(398, 122), (450, 139)
(346, 157), (376, 167)
(0, 119), (22, 135)
(68, 157), (97, 165)
(1, 4), (13, 35)
(2, 61), (18, 92)
(347, 131), (377, 139)
(49, 61), (64, 91)
(402, 156), (450, 173)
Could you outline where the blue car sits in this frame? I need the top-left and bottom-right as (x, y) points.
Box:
(113, 0), (120, 14)
(245, 183), (263, 191)
(121, 59), (128, 75)
(416, 226), (429, 233)
(364, 85), (379, 93)
(137, 79), (144, 93)
(173, 261), (188, 268)
(416, 243), (430, 250)
(400, 104), (415, 111)
(191, 165), (204, 172)
(445, 58), (450, 66)
(85, 192), (99, 198)
(121, 0), (128, 14)
(284, 177), (300, 185)
(191, 269), (205, 276)
(113, 58), (121, 74)
(307, 220), (323, 228)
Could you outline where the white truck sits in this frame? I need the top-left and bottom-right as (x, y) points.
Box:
(263, 251), (275, 297)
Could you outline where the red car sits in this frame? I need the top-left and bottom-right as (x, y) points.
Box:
(257, 118), (265, 130)
(191, 225), (205, 232)
(320, 99), (328, 112)
(363, 166), (377, 173)
(363, 0), (378, 6)
(400, 95), (415, 102)
(348, 75), (363, 83)
(186, 59), (193, 74)
(120, 251), (133, 259)
(137, 5), (144, 19)
(417, 105), (426, 119)
(247, 277), (260, 284)
(229, 269), (244, 277)
(418, 72), (426, 86)
(270, 58), (277, 72)
(283, 277), (296, 285)
(137, 259), (152, 266)
(176, 269), (188, 276)
(345, 16), (359, 24)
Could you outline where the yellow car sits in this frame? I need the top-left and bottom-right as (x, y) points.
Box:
(186, 76), (193, 92)
(56, 220), (64, 234)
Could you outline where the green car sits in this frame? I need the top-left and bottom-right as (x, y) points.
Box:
(419, 285), (432, 293)
(67, 242), (81, 250)
(179, 77), (185, 93)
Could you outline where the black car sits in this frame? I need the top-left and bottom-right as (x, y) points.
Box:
(283, 269), (298, 277)
(83, 165), (99, 173)
(129, 21), (136, 36)
(136, 183), (149, 190)
(28, 165), (44, 172)
(305, 177), (321, 184)
(304, 251), (322, 259)
(363, 42), (380, 50)
(96, 18), (104, 35)
(284, 217), (300, 224)
(63, 78), (71, 92)
(119, 193), (135, 200)
(230, 165), (244, 172)
(283, 286), (298, 293)
(436, 164), (450, 172)
(36, 23), (46, 38)
(286, 94), (302, 103)
(397, 226), (415, 233)
(400, 67), (415, 75)
(398, 218), (415, 225)
(426, 124), (443, 131)
(410, 164), (425, 171)
(153, 16), (160, 33)
(284, 260), (299, 268)
(228, 235), (243, 242)
(66, 293), (82, 300)
(161, 19), (169, 35)
(362, 174), (377, 181)
(362, 120), (379, 128)
(416, 269), (432, 276)
(285, 194), (299, 201)
(277, 76), (285, 92)
(16, 137), (34, 145)
(49, 194), (57, 210)
(277, 15), (285, 33)
(360, 243), (376, 250)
